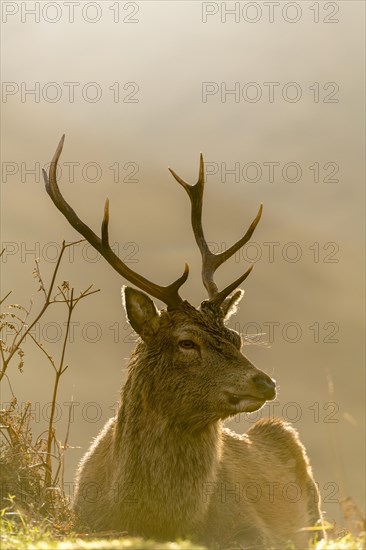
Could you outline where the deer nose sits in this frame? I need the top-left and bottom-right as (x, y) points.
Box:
(252, 373), (276, 400)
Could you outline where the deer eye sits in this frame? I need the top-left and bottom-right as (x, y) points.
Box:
(179, 339), (196, 349)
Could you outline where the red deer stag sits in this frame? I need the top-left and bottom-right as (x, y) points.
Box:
(43, 135), (324, 549)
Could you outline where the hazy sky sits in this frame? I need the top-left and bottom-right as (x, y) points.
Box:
(1, 1), (365, 525)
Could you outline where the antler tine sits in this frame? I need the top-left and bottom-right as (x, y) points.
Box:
(210, 264), (253, 307)
(214, 203), (263, 266)
(102, 197), (110, 247)
(169, 154), (217, 298)
(43, 135), (189, 309)
(169, 155), (262, 306)
(169, 153), (210, 257)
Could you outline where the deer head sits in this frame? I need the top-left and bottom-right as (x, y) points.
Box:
(43, 136), (276, 425)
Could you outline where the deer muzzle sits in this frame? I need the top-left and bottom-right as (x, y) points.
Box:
(224, 372), (276, 413)
(252, 372), (276, 400)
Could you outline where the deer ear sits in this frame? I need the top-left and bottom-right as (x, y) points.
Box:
(221, 289), (245, 321)
(121, 286), (160, 341)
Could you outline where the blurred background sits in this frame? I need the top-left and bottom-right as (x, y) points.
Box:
(1, 0), (365, 527)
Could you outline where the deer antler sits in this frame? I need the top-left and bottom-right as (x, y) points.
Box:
(43, 135), (188, 310)
(169, 155), (262, 307)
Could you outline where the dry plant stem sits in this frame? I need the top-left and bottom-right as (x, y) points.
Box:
(8, 307), (31, 362)
(43, 284), (99, 491)
(28, 333), (56, 371)
(52, 438), (64, 491)
(42, 284), (98, 493)
(53, 398), (74, 490)
(17, 402), (31, 435)
(0, 240), (82, 382)
(0, 248), (12, 311)
(1, 240), (99, 503)
(44, 288), (74, 490)
(0, 290), (12, 306)
(0, 372), (15, 397)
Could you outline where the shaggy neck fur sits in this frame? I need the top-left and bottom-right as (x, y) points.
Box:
(112, 346), (223, 540)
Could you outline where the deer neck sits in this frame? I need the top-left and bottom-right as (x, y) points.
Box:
(116, 378), (223, 476)
(113, 369), (223, 534)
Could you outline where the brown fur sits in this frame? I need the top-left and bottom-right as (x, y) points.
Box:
(73, 290), (324, 548)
